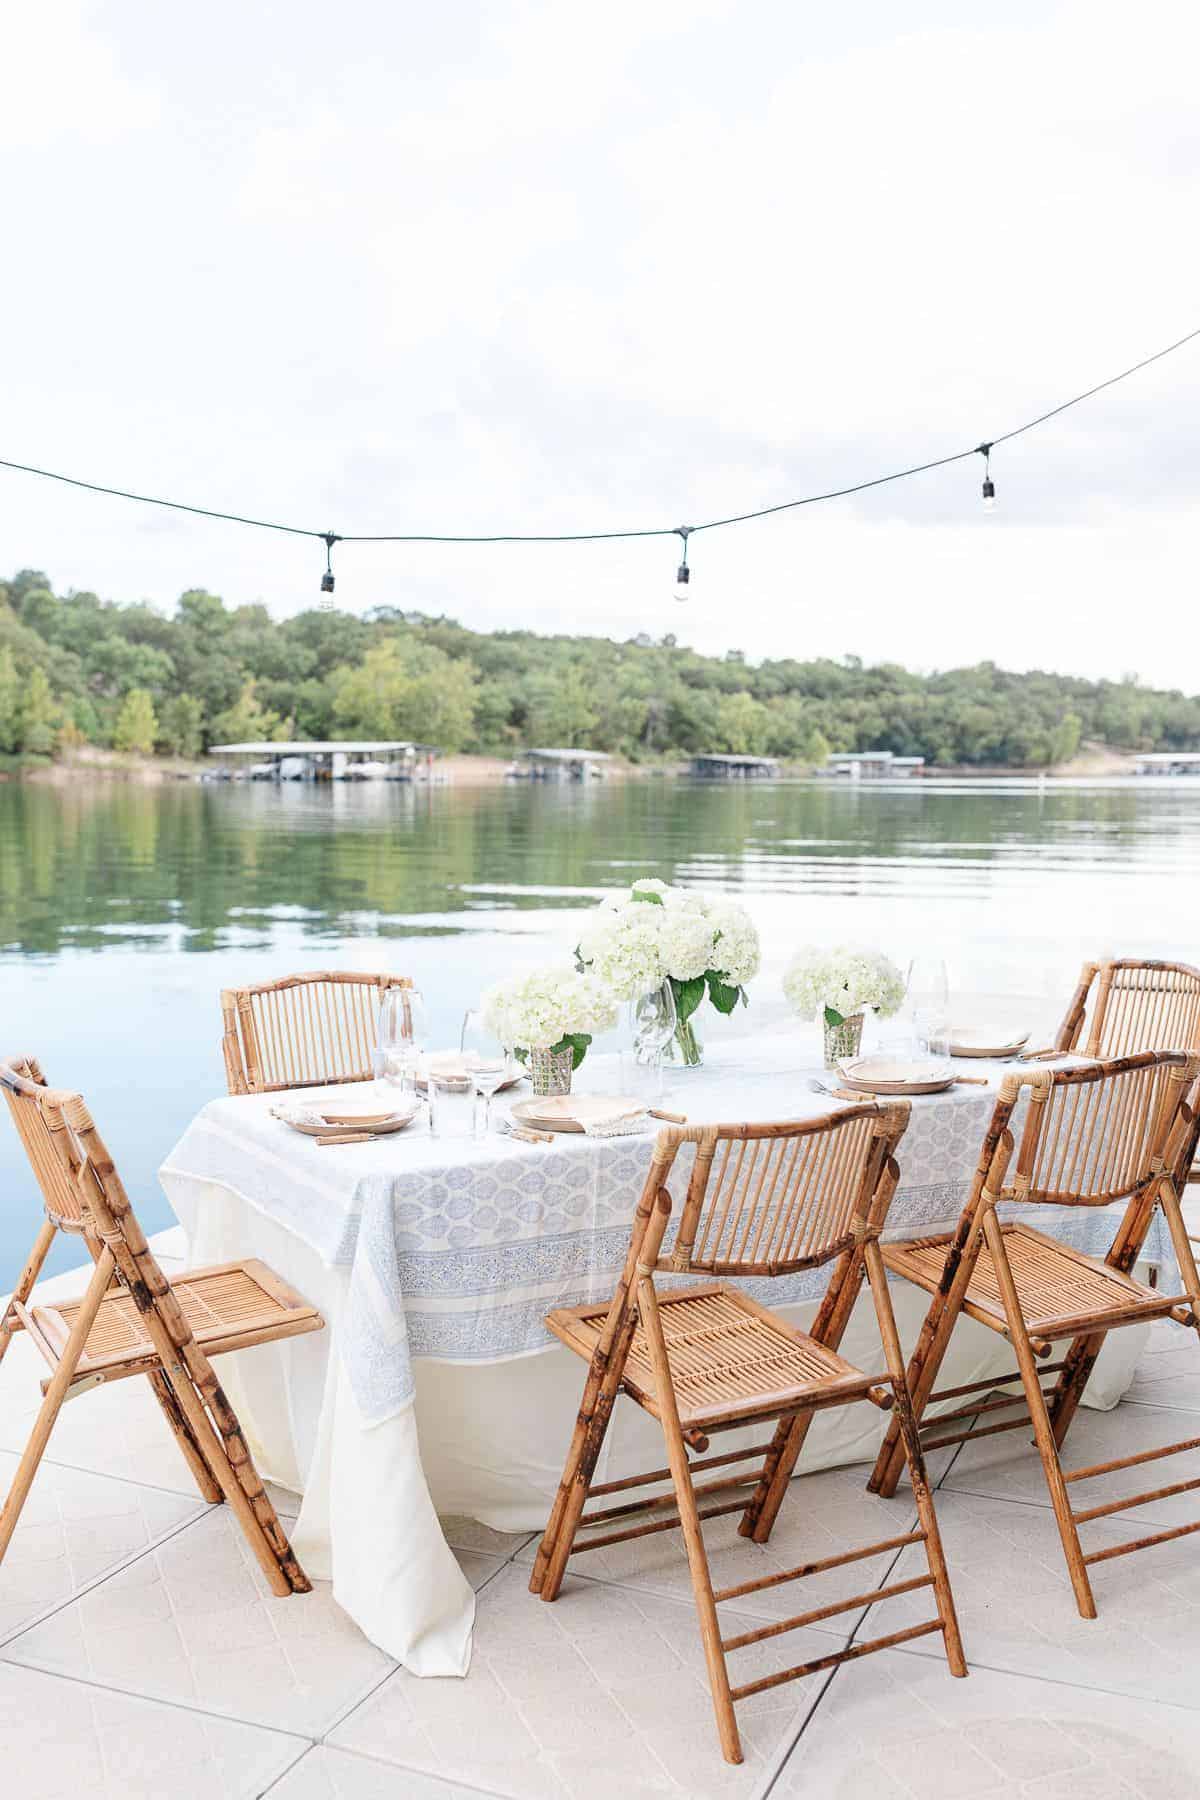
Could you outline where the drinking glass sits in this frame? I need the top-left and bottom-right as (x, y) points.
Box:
(427, 1070), (475, 1139)
(375, 985), (429, 1090)
(631, 982), (677, 1097)
(906, 957), (950, 1058)
(460, 1009), (514, 1137)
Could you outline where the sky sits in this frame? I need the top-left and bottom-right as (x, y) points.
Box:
(3, 1), (1199, 686)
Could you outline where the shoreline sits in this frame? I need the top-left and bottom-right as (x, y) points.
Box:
(0, 746), (1152, 787)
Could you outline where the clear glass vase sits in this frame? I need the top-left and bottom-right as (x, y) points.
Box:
(823, 1011), (864, 1069)
(670, 1015), (704, 1070)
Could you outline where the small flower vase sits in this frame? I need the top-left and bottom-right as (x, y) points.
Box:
(529, 1045), (574, 1097)
(823, 1011), (864, 1069)
(670, 1016), (704, 1070)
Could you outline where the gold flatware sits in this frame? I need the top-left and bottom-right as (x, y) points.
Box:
(508, 1124), (554, 1145)
(316, 1131), (381, 1147)
(649, 1108), (688, 1123)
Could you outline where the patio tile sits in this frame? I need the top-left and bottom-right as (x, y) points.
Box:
(4, 1504), (394, 1734)
(330, 1562), (831, 1799)
(440, 1513), (536, 1559)
(456, 1549), (507, 1591)
(270, 1745), (504, 1799)
(944, 1400), (1200, 1527)
(513, 1463), (922, 1633)
(0, 1451), (203, 1642)
(1124, 1334), (1200, 1412)
(772, 1648), (1200, 1798)
(854, 1486), (1200, 1711)
(0, 1658), (305, 1799)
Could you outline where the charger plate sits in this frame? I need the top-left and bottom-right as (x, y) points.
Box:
(947, 1027), (1030, 1059)
(415, 1052), (525, 1094)
(836, 1056), (955, 1096)
(511, 1096), (646, 1134)
(273, 1099), (421, 1138)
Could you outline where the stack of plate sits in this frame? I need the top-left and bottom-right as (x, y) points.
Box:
(837, 1056), (955, 1095)
(945, 1027), (1030, 1059)
(510, 1096), (646, 1135)
(272, 1095), (421, 1140)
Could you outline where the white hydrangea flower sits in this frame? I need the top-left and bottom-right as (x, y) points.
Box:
(657, 908), (717, 982)
(708, 900), (761, 986)
(631, 877), (669, 898)
(577, 904), (668, 1002)
(782, 945), (905, 1021)
(480, 963), (617, 1050)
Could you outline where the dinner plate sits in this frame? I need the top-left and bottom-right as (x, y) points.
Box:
(946, 1027), (1030, 1059)
(511, 1096), (646, 1134)
(416, 1052), (525, 1094)
(273, 1098), (421, 1138)
(836, 1056), (955, 1095)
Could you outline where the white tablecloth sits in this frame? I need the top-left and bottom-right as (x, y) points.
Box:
(160, 1032), (1168, 1672)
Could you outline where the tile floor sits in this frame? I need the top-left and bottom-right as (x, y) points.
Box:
(2, 1219), (1199, 1798)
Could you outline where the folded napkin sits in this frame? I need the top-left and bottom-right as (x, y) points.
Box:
(529, 1096), (650, 1138)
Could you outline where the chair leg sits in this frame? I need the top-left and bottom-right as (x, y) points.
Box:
(0, 1221), (56, 1367)
(639, 1278), (742, 1765)
(869, 1232), (982, 1500)
(0, 1248), (113, 1566)
(980, 1208), (1097, 1619)
(532, 1306), (638, 1601)
(145, 1370), (224, 1504)
(862, 1241), (966, 1676)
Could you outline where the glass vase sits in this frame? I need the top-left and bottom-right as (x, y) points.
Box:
(670, 1015), (705, 1070)
(529, 1045), (574, 1097)
(823, 1011), (864, 1069)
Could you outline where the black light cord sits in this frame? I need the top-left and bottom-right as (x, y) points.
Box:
(1, 323), (1197, 551)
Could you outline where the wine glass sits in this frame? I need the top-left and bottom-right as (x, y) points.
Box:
(460, 1009), (514, 1137)
(632, 982), (677, 1097)
(375, 984), (429, 1090)
(906, 957), (950, 1059)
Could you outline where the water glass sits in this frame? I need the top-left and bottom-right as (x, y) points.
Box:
(460, 1009), (514, 1137)
(427, 1070), (475, 1139)
(907, 957), (950, 1059)
(375, 984), (429, 1091)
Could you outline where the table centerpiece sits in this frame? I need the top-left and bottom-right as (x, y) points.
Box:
(480, 963), (617, 1096)
(782, 944), (905, 1068)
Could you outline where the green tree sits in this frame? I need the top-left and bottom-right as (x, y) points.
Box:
(1049, 711), (1082, 766)
(18, 666), (57, 754)
(799, 725), (831, 767)
(715, 690), (771, 754)
(113, 687), (159, 754)
(332, 638), (478, 751)
(208, 678), (282, 746)
(0, 647), (20, 753)
(157, 693), (204, 759)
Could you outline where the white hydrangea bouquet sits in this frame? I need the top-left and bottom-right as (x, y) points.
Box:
(480, 963), (618, 1095)
(577, 878), (761, 1068)
(782, 945), (905, 1067)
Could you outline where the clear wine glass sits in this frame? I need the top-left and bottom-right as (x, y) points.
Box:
(375, 984), (429, 1091)
(906, 957), (950, 1059)
(632, 982), (677, 1097)
(460, 1008), (514, 1137)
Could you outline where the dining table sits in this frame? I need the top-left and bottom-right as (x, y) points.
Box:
(159, 1027), (1177, 1675)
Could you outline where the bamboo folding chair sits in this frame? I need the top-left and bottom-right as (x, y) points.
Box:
(221, 970), (412, 1095)
(1053, 958), (1200, 1058)
(529, 1104), (965, 1766)
(0, 1055), (324, 1597)
(869, 1052), (1200, 1621)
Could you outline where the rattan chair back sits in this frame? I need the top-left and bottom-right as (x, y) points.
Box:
(664, 1105), (906, 1276)
(220, 969), (412, 1094)
(0, 1055), (92, 1232)
(1056, 959), (1200, 1059)
(1002, 1053), (1193, 1207)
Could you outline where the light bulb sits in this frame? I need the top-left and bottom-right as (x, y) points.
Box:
(673, 527), (691, 601)
(320, 531), (338, 605)
(982, 477), (996, 512)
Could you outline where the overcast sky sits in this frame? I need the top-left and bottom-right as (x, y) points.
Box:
(4, 2), (1198, 685)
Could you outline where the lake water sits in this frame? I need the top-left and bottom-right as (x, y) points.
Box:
(2, 775), (1198, 1287)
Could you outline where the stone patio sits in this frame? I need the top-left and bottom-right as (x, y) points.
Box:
(1, 1214), (1198, 1800)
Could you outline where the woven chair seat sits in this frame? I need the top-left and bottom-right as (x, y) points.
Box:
(883, 1223), (1179, 1338)
(548, 1284), (882, 1427)
(25, 1259), (322, 1382)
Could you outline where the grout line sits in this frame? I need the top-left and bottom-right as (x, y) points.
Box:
(0, 1500), (210, 1652)
(270, 1740), (512, 1800)
(252, 1737), (312, 1797)
(0, 1438), (218, 1504)
(883, 1638), (1200, 1718)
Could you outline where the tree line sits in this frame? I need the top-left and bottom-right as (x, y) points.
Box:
(2, 567), (1197, 767)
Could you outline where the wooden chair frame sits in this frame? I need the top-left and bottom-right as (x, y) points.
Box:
(529, 1103), (965, 1766)
(1054, 958), (1200, 1059)
(869, 1051), (1200, 1620)
(0, 1055), (320, 1598)
(221, 970), (412, 1095)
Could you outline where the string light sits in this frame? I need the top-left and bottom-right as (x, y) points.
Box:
(319, 532), (338, 606)
(0, 324), (1195, 606)
(674, 526), (691, 601)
